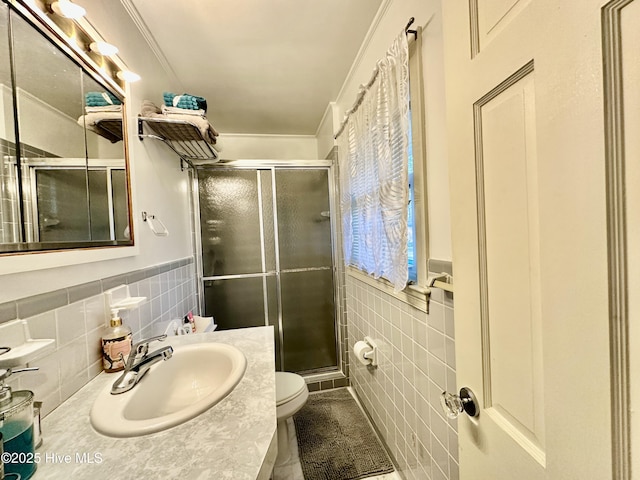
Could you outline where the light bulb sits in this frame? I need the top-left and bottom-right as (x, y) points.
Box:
(117, 70), (141, 83)
(89, 41), (119, 56)
(50, 0), (86, 19)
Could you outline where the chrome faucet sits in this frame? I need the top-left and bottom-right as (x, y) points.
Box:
(111, 334), (173, 395)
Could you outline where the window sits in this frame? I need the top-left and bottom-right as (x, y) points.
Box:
(407, 113), (418, 284)
(407, 37), (428, 290)
(338, 30), (427, 294)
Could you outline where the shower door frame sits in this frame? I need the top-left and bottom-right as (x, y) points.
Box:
(190, 160), (343, 380)
(29, 163), (124, 242)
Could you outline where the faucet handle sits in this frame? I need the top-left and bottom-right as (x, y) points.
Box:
(120, 335), (168, 371)
(134, 334), (167, 350)
(132, 334), (167, 356)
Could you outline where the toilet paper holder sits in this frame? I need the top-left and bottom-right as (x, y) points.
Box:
(362, 336), (378, 366)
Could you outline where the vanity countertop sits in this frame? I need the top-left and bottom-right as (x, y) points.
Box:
(34, 326), (277, 480)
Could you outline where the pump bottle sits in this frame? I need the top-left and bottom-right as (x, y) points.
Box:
(101, 309), (132, 372)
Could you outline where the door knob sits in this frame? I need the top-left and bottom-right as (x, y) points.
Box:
(440, 387), (479, 419)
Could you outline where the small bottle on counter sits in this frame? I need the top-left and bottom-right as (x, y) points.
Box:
(101, 309), (132, 372)
(184, 311), (196, 333)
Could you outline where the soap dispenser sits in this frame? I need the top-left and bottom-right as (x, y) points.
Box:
(101, 309), (133, 373)
(0, 367), (38, 480)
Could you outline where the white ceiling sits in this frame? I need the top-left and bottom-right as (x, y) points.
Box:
(120, 0), (383, 135)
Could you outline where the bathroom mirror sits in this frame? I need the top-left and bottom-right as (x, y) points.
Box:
(0, 0), (132, 253)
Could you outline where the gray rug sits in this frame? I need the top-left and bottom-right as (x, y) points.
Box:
(293, 388), (395, 480)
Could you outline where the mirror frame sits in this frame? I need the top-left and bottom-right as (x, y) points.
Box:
(0, 0), (134, 254)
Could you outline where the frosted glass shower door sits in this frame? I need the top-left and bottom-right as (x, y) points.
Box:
(275, 169), (336, 373)
(199, 166), (337, 374)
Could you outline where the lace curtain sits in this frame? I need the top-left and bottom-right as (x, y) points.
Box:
(337, 30), (410, 291)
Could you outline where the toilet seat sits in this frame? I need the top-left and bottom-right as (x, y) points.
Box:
(276, 372), (306, 407)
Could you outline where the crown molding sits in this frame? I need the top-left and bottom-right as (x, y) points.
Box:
(119, 0), (183, 90)
(333, 0), (392, 119)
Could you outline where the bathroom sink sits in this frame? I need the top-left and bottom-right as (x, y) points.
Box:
(90, 342), (247, 437)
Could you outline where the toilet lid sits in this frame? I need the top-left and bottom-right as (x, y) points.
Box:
(275, 372), (306, 406)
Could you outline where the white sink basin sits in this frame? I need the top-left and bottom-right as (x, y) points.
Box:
(90, 342), (247, 437)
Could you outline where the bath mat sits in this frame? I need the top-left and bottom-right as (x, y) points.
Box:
(293, 388), (395, 480)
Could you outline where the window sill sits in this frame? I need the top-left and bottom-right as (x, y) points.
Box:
(346, 266), (428, 313)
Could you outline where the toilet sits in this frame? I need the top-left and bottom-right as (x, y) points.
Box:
(275, 371), (309, 465)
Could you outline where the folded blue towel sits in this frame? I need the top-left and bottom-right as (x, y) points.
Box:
(86, 91), (119, 102)
(85, 91), (122, 107)
(163, 92), (207, 112)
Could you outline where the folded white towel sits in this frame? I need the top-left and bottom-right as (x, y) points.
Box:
(85, 105), (122, 113)
(161, 105), (205, 117)
(77, 112), (122, 143)
(141, 100), (162, 117)
(78, 111), (123, 127)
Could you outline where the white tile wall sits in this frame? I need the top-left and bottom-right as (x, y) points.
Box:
(346, 276), (458, 480)
(5, 263), (198, 417)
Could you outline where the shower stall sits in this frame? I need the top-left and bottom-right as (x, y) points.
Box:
(195, 162), (339, 375)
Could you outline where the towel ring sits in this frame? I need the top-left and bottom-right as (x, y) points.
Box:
(142, 211), (169, 237)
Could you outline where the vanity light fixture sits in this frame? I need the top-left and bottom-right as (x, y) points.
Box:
(117, 70), (141, 83)
(41, 0), (129, 89)
(89, 41), (118, 56)
(50, 0), (86, 19)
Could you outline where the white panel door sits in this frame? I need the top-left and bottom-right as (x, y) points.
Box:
(443, 1), (612, 479)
